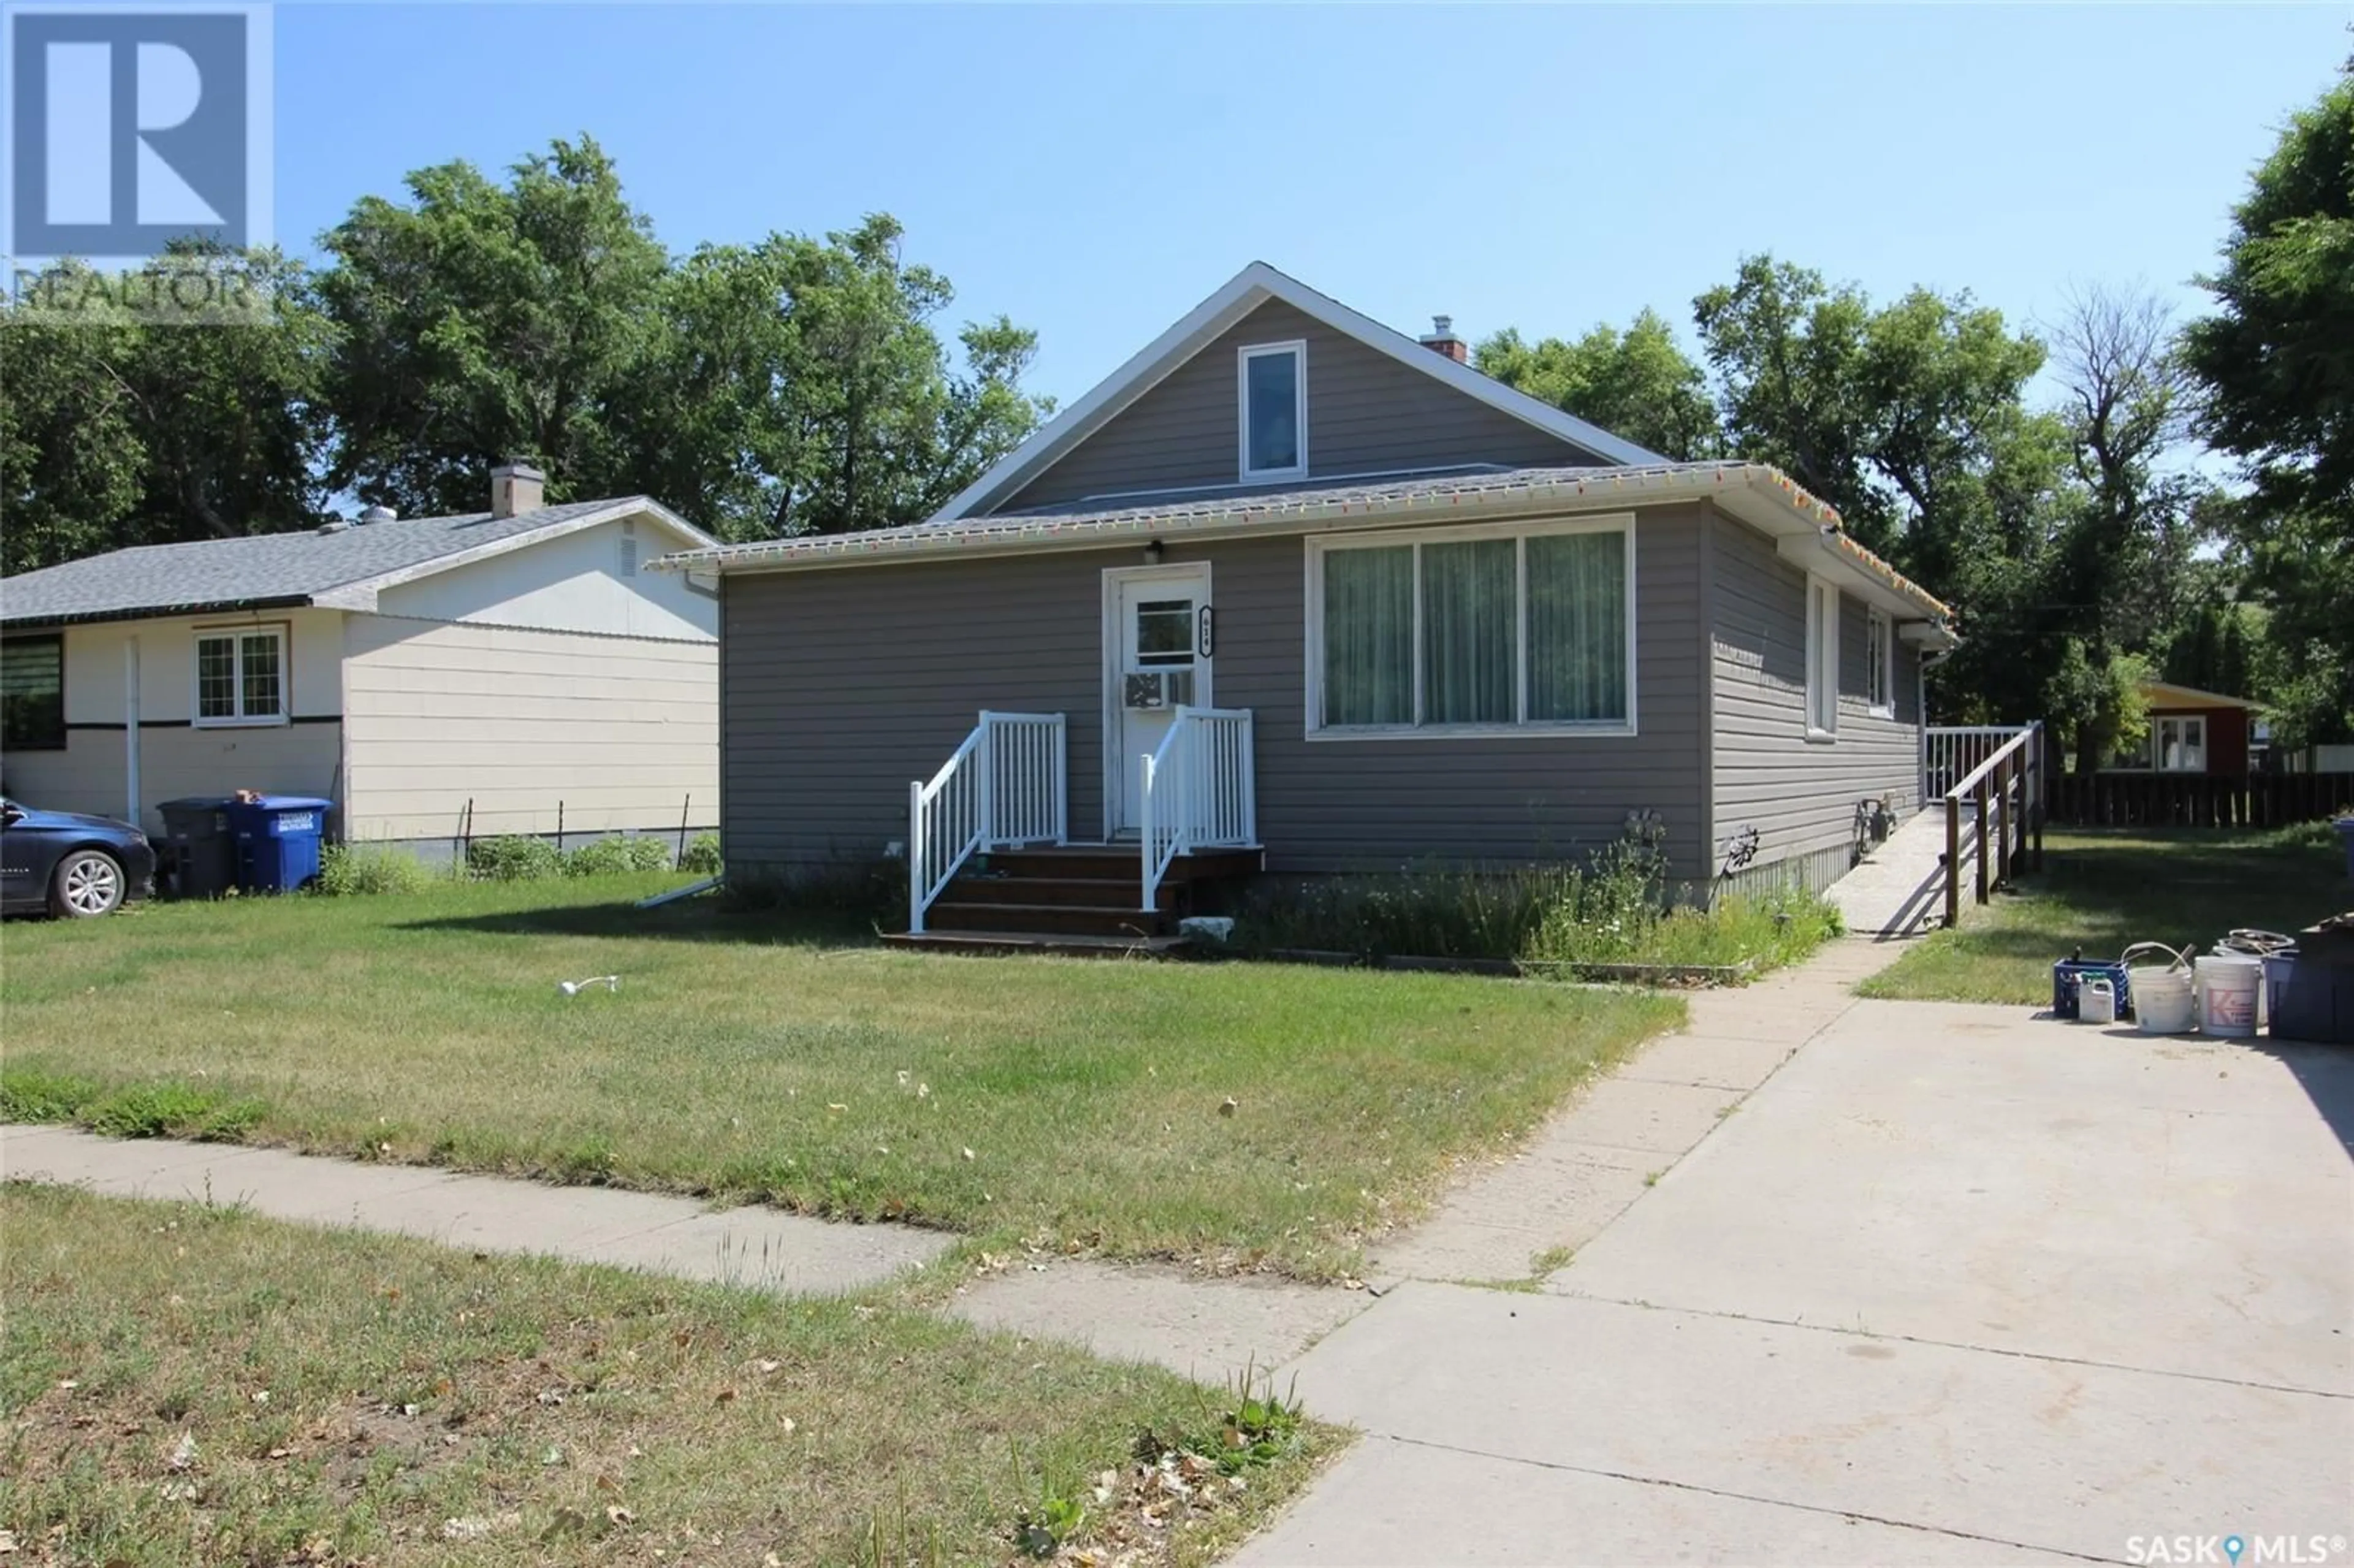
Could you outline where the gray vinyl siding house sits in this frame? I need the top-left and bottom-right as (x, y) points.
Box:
(661, 264), (1953, 931)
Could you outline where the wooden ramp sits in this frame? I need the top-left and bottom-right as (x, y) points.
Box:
(1825, 811), (1954, 940)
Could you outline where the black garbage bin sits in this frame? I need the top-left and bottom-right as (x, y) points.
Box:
(157, 797), (235, 899)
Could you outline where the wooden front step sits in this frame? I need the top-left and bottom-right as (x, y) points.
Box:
(926, 900), (1170, 939)
(906, 843), (1263, 946)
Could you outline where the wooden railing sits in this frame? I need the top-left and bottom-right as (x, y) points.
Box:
(1139, 706), (1257, 913)
(1939, 720), (2044, 929)
(2047, 771), (2354, 828)
(907, 711), (1067, 934)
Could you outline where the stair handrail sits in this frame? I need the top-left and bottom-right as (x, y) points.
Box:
(1941, 718), (2044, 928)
(1139, 706), (1256, 913)
(907, 710), (1066, 934)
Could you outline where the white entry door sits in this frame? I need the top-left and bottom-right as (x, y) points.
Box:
(1105, 565), (1211, 836)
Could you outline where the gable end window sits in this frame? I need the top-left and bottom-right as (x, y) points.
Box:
(1865, 607), (1894, 717)
(194, 628), (287, 726)
(1805, 577), (1839, 739)
(2, 636), (65, 751)
(1308, 517), (1635, 738)
(1238, 341), (1308, 482)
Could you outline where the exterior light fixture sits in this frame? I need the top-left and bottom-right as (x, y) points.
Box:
(1143, 539), (1165, 564)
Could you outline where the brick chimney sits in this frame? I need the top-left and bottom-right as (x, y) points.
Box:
(490, 460), (546, 519)
(1419, 314), (1468, 364)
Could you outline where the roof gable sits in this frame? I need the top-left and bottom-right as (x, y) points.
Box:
(937, 262), (1667, 520)
(0, 498), (715, 629)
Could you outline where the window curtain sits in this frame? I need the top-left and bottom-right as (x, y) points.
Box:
(1323, 546), (1413, 725)
(1424, 538), (1516, 725)
(1526, 532), (1626, 722)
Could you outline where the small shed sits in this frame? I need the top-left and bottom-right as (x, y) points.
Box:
(2121, 680), (2260, 778)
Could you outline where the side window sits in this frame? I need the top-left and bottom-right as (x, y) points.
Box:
(1866, 608), (1893, 716)
(1805, 578), (1839, 737)
(1, 636), (64, 750)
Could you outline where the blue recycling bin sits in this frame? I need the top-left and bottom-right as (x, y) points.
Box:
(225, 796), (333, 892)
(2334, 817), (2354, 880)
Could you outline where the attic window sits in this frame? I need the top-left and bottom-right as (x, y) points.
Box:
(1238, 341), (1307, 482)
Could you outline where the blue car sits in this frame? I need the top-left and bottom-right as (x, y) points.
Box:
(0, 798), (158, 918)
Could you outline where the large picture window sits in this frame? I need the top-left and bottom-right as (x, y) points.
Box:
(194, 628), (286, 726)
(1309, 518), (1634, 737)
(2114, 716), (2207, 772)
(1, 636), (64, 751)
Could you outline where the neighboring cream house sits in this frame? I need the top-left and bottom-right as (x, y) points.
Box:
(0, 466), (719, 858)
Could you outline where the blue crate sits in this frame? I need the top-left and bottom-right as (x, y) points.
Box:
(2052, 957), (2130, 1021)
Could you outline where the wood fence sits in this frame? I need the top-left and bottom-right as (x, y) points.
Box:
(2046, 771), (2354, 829)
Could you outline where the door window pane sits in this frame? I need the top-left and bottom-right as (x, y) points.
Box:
(240, 633), (283, 717)
(1244, 349), (1301, 475)
(1134, 599), (1194, 666)
(1423, 538), (1516, 725)
(1526, 531), (1627, 723)
(1322, 546), (1413, 726)
(197, 637), (237, 719)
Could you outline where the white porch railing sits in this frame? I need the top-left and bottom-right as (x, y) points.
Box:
(907, 711), (1067, 933)
(1922, 725), (2036, 804)
(1139, 706), (1257, 913)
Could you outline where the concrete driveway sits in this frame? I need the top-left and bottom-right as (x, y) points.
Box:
(1240, 1000), (2354, 1566)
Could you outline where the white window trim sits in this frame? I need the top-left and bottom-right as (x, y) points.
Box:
(192, 625), (289, 729)
(1237, 340), (1309, 484)
(1805, 575), (1840, 742)
(1865, 606), (1894, 719)
(1302, 513), (1639, 742)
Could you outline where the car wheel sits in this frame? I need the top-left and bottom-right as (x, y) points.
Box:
(51, 849), (125, 918)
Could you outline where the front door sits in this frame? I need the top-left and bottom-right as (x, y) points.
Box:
(1106, 565), (1211, 836)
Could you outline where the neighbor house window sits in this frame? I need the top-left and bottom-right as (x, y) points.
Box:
(1865, 607), (1893, 717)
(1805, 577), (1840, 737)
(194, 628), (285, 725)
(2110, 716), (2209, 772)
(1, 635), (64, 751)
(2154, 716), (2206, 772)
(1309, 517), (1634, 736)
(1238, 341), (1307, 482)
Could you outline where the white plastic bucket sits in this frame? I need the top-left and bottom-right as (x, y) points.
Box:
(2124, 943), (2195, 1035)
(2195, 953), (2263, 1038)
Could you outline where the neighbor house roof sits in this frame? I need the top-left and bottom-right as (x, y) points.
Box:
(651, 460), (1957, 634)
(933, 261), (1670, 520)
(2139, 680), (2261, 710)
(0, 497), (716, 630)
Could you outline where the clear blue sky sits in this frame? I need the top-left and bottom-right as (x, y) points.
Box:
(273, 3), (2349, 405)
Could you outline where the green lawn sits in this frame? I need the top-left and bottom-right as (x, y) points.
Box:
(1861, 823), (2351, 1005)
(0, 876), (1680, 1279)
(0, 1184), (1331, 1566)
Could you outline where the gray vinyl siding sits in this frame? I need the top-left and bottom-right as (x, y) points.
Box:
(1002, 300), (1608, 512)
(1707, 515), (1921, 894)
(721, 502), (1715, 886)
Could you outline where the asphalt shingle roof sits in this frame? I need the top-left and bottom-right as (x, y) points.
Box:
(0, 498), (632, 627)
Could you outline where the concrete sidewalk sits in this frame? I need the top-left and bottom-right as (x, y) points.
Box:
(0, 1126), (952, 1292)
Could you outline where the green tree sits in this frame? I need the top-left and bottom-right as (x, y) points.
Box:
(1474, 310), (1720, 460)
(0, 245), (330, 575)
(318, 136), (668, 517)
(2182, 75), (2354, 745)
